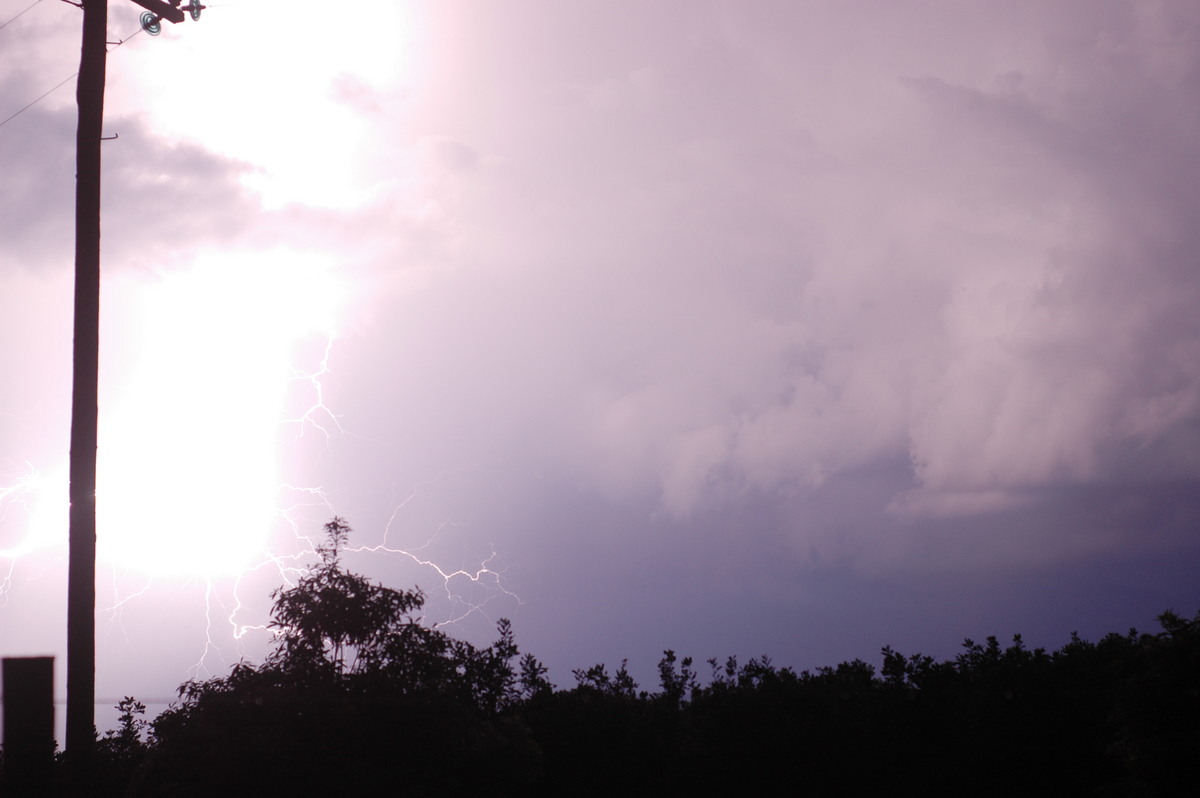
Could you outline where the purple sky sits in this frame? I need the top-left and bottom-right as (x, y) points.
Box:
(3, 0), (1200, 726)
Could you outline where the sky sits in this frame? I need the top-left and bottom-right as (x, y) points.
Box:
(3, 0), (1200, 733)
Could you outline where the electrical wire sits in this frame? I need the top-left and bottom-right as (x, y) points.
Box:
(0, 0), (43, 33)
(0, 23), (147, 132)
(107, 21), (147, 49)
(0, 71), (75, 129)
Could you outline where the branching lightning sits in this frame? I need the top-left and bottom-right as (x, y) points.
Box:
(284, 336), (344, 440)
(0, 463), (59, 610)
(354, 504), (523, 627)
(0, 0), (521, 719)
(1, 266), (520, 704)
(176, 330), (521, 680)
(0, 462), (46, 543)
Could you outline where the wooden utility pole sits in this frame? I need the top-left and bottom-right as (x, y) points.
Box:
(66, 2), (202, 790)
(66, 0), (107, 789)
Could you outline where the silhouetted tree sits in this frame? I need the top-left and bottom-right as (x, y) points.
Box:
(267, 517), (425, 680)
(517, 651), (554, 699)
(91, 697), (149, 797)
(138, 518), (540, 797)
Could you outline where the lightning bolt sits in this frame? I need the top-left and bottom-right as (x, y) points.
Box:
(354, 502), (523, 627)
(0, 263), (521, 704)
(284, 336), (344, 440)
(0, 463), (61, 613)
(180, 335), (522, 679)
(0, 463), (44, 548)
(0, 557), (16, 612)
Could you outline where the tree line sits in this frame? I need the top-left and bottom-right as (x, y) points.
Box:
(27, 518), (1200, 796)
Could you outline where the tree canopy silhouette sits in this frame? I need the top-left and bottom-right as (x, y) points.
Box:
(77, 518), (1199, 797)
(140, 518), (541, 797)
(267, 516), (425, 678)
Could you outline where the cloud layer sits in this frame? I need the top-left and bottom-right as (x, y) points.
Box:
(326, 1), (1200, 542)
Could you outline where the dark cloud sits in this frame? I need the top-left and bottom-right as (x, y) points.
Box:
(0, 108), (256, 275)
(324, 1), (1200, 588)
(0, 75), (77, 271)
(98, 117), (259, 269)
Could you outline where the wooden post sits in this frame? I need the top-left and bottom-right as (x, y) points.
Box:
(2, 657), (55, 796)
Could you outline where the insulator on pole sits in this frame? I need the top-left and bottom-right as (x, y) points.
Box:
(140, 11), (161, 35)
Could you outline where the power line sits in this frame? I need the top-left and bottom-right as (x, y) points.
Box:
(0, 71), (76, 129)
(0, 24), (146, 132)
(107, 21), (147, 48)
(0, 0), (43, 33)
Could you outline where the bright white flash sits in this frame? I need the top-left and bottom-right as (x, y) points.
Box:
(2, 251), (518, 685)
(96, 251), (344, 577)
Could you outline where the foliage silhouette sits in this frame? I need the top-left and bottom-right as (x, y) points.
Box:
(77, 520), (1200, 797)
(134, 518), (541, 797)
(76, 697), (150, 798)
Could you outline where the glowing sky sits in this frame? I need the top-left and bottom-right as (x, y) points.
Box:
(3, 0), (1200, 728)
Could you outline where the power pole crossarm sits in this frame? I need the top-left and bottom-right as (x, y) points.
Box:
(129, 0), (204, 35)
(127, 0), (185, 24)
